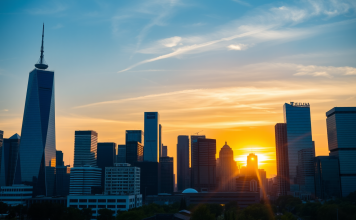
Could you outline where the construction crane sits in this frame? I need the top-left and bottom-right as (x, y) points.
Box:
(193, 130), (204, 135)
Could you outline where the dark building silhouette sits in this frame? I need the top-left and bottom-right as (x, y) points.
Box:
(0, 130), (3, 185)
(126, 130), (143, 143)
(97, 142), (116, 192)
(297, 148), (315, 195)
(275, 123), (290, 196)
(236, 175), (259, 193)
(132, 162), (160, 202)
(315, 156), (341, 199)
(177, 135), (190, 191)
(160, 157), (174, 194)
(74, 131), (98, 167)
(161, 145), (167, 157)
(18, 25), (56, 196)
(326, 107), (356, 197)
(55, 166), (70, 196)
(217, 142), (237, 191)
(144, 112), (160, 162)
(0, 134), (21, 186)
(126, 141), (143, 164)
(191, 138), (216, 192)
(117, 144), (126, 163)
(56, 151), (64, 166)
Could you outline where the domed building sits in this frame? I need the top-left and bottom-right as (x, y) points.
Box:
(217, 142), (238, 191)
(182, 188), (198, 193)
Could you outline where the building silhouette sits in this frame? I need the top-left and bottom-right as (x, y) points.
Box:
(126, 130), (143, 143)
(56, 166), (70, 196)
(117, 144), (126, 163)
(126, 141), (143, 164)
(326, 107), (356, 197)
(177, 135), (190, 191)
(0, 130), (3, 185)
(73, 131), (98, 167)
(314, 156), (341, 199)
(159, 124), (162, 159)
(161, 145), (167, 157)
(69, 166), (101, 195)
(97, 142), (116, 192)
(191, 138), (216, 192)
(56, 151), (64, 166)
(0, 134), (21, 186)
(132, 161), (160, 201)
(275, 123), (290, 196)
(105, 163), (140, 195)
(297, 148), (315, 195)
(217, 142), (237, 191)
(144, 112), (160, 162)
(18, 24), (56, 196)
(160, 157), (174, 194)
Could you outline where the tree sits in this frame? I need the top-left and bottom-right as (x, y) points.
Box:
(206, 204), (223, 218)
(179, 198), (187, 210)
(98, 208), (114, 220)
(237, 204), (274, 220)
(81, 208), (93, 220)
(0, 202), (8, 214)
(190, 205), (215, 220)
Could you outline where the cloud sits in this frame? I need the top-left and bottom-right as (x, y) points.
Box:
(3, 109), (8, 112)
(233, 0), (251, 7)
(160, 36), (182, 47)
(227, 44), (248, 50)
(294, 65), (356, 78)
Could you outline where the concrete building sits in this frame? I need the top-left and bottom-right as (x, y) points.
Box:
(74, 131), (98, 167)
(326, 107), (356, 197)
(177, 135), (190, 191)
(70, 166), (101, 195)
(275, 123), (290, 196)
(0, 185), (33, 206)
(105, 163), (140, 195)
(217, 142), (237, 191)
(144, 112), (160, 162)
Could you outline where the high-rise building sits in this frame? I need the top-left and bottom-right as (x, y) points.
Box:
(177, 135), (190, 191)
(56, 150), (64, 166)
(0, 130), (3, 185)
(18, 25), (56, 196)
(144, 112), (160, 162)
(126, 130), (144, 143)
(132, 162), (160, 201)
(160, 157), (174, 194)
(126, 141), (143, 164)
(159, 124), (162, 158)
(105, 163), (140, 195)
(217, 142), (237, 191)
(0, 134), (21, 186)
(314, 156), (341, 199)
(236, 176), (259, 193)
(297, 148), (315, 195)
(258, 169), (267, 199)
(275, 123), (290, 196)
(69, 166), (101, 195)
(162, 145), (167, 157)
(117, 145), (126, 163)
(191, 138), (216, 192)
(73, 131), (98, 167)
(326, 107), (356, 197)
(97, 142), (116, 192)
(283, 102), (314, 190)
(56, 166), (70, 196)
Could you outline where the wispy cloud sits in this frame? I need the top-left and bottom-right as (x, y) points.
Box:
(227, 44), (249, 50)
(294, 65), (356, 78)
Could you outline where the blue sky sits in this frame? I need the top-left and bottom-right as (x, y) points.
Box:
(1, 0), (356, 176)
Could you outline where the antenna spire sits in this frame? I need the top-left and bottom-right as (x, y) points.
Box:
(35, 23), (48, 69)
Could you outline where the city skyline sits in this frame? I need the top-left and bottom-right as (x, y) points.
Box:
(1, 0), (356, 178)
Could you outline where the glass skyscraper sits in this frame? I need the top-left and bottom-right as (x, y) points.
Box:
(97, 142), (116, 192)
(275, 123), (290, 196)
(117, 144), (126, 163)
(326, 107), (356, 197)
(177, 135), (190, 191)
(125, 130), (143, 143)
(0, 134), (21, 186)
(144, 112), (160, 162)
(314, 156), (341, 199)
(73, 131), (98, 167)
(283, 102), (314, 190)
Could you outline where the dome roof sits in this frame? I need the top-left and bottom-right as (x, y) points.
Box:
(222, 141), (230, 149)
(182, 188), (198, 193)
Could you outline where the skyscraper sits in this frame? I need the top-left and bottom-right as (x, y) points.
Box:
(126, 130), (143, 143)
(326, 107), (356, 197)
(19, 24), (56, 196)
(126, 141), (143, 164)
(283, 102), (314, 190)
(73, 131), (98, 167)
(217, 142), (237, 191)
(56, 166), (70, 196)
(97, 142), (116, 192)
(69, 166), (101, 195)
(191, 138), (216, 192)
(177, 135), (190, 191)
(159, 124), (162, 158)
(297, 148), (315, 195)
(160, 156), (174, 194)
(0, 134), (21, 186)
(56, 150), (64, 167)
(117, 144), (126, 163)
(0, 130), (3, 185)
(275, 123), (290, 196)
(162, 145), (167, 157)
(132, 161), (160, 201)
(144, 112), (160, 162)
(314, 156), (341, 199)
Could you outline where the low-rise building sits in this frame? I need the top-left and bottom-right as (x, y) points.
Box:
(0, 185), (32, 206)
(105, 163), (140, 195)
(70, 166), (101, 195)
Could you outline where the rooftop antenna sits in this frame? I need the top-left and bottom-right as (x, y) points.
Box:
(193, 130), (203, 135)
(35, 23), (48, 70)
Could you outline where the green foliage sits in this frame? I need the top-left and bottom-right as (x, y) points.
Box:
(179, 198), (187, 210)
(116, 202), (179, 220)
(237, 203), (275, 220)
(190, 205), (215, 220)
(0, 202), (9, 214)
(275, 195), (302, 213)
(276, 212), (297, 220)
(98, 208), (114, 220)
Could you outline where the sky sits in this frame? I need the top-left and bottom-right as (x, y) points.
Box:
(0, 0), (356, 178)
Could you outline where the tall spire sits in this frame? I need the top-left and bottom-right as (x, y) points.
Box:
(35, 23), (48, 70)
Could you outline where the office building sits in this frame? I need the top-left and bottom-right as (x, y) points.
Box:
(69, 166), (101, 195)
(217, 142), (237, 191)
(126, 130), (143, 143)
(67, 194), (142, 218)
(0, 130), (3, 185)
(0, 185), (33, 206)
(18, 25), (56, 196)
(326, 107), (356, 197)
(56, 166), (70, 196)
(160, 157), (174, 194)
(117, 144), (126, 163)
(191, 138), (216, 192)
(314, 156), (341, 199)
(0, 134), (20, 186)
(275, 123), (290, 196)
(159, 124), (162, 158)
(144, 112), (160, 162)
(126, 141), (143, 164)
(56, 151), (64, 166)
(297, 148), (315, 195)
(177, 135), (190, 191)
(73, 130), (98, 167)
(162, 145), (167, 157)
(283, 102), (314, 190)
(259, 169), (267, 198)
(97, 142), (116, 192)
(132, 162), (160, 201)
(105, 163), (140, 195)
(236, 175), (259, 193)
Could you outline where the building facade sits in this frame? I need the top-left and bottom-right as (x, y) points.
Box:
(162, 145), (167, 157)
(56, 150), (64, 166)
(314, 156), (341, 199)
(126, 130), (143, 143)
(160, 157), (174, 194)
(117, 144), (126, 163)
(105, 163), (140, 195)
(74, 131), (98, 167)
(326, 107), (356, 197)
(218, 142), (237, 191)
(191, 138), (216, 192)
(144, 112), (160, 162)
(126, 141), (143, 164)
(297, 148), (315, 195)
(56, 166), (70, 196)
(177, 135), (190, 191)
(0, 134), (21, 186)
(69, 166), (101, 195)
(275, 123), (290, 196)
(132, 162), (160, 201)
(0, 185), (33, 206)
(97, 142), (116, 192)
(0, 130), (3, 186)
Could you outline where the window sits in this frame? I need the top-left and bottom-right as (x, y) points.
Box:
(70, 205), (77, 208)
(117, 199), (126, 203)
(79, 199), (87, 203)
(79, 205), (87, 208)
(98, 205), (106, 209)
(117, 205), (126, 208)
(70, 199), (78, 203)
(107, 199), (115, 203)
(89, 199), (96, 203)
(88, 205), (96, 208)
(107, 205), (115, 208)
(98, 199), (106, 203)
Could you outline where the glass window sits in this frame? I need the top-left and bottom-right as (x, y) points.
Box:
(88, 205), (96, 208)
(79, 199), (87, 203)
(107, 199), (115, 203)
(117, 205), (126, 208)
(117, 199), (126, 203)
(98, 205), (106, 209)
(79, 205), (87, 208)
(70, 199), (78, 203)
(89, 199), (96, 203)
(107, 205), (115, 208)
(98, 199), (106, 203)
